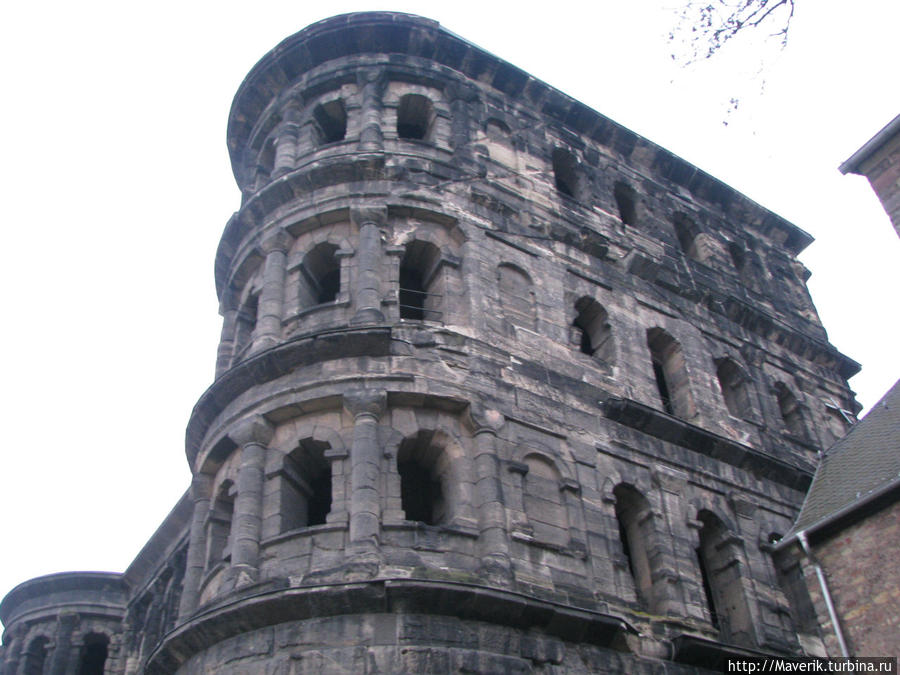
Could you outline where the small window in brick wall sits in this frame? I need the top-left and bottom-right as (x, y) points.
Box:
(775, 382), (805, 438)
(614, 484), (656, 610)
(399, 240), (443, 321)
(397, 94), (433, 140)
(301, 242), (341, 305)
(573, 297), (614, 364)
(207, 480), (235, 566)
(279, 439), (332, 531)
(673, 213), (706, 262)
(716, 358), (753, 420)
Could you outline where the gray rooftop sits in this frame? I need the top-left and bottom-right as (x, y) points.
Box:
(790, 379), (900, 537)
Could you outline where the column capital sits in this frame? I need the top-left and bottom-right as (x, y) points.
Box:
(343, 389), (387, 420)
(350, 205), (388, 229)
(229, 416), (274, 447)
(466, 404), (504, 435)
(260, 229), (292, 255)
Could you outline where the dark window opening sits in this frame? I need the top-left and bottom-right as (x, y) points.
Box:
(280, 439), (332, 531)
(306, 466), (332, 526)
(696, 546), (721, 629)
(399, 266), (426, 320)
(614, 182), (638, 226)
(207, 480), (234, 565)
(234, 291), (259, 357)
(399, 240), (443, 321)
(673, 214), (704, 261)
(652, 359), (674, 415)
(22, 636), (49, 675)
(614, 485), (655, 609)
(572, 297), (613, 363)
(729, 242), (746, 270)
(618, 514), (636, 580)
(313, 99), (347, 144)
(78, 633), (109, 675)
(552, 148), (580, 198)
(398, 431), (447, 526)
(397, 94), (433, 140)
(776, 382), (805, 437)
(258, 137), (276, 178)
(302, 243), (341, 305)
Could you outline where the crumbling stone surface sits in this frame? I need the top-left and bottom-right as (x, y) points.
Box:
(1, 12), (859, 674)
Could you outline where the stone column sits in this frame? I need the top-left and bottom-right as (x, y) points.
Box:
(357, 68), (384, 152)
(178, 473), (213, 619)
(47, 613), (78, 675)
(273, 104), (301, 176)
(251, 231), (291, 353)
(228, 416), (274, 588)
(344, 389), (387, 561)
(467, 406), (511, 577)
(1, 626), (24, 675)
(446, 82), (477, 160)
(350, 207), (387, 325)
(214, 307), (238, 378)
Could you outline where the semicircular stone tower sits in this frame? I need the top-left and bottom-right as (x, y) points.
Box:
(1, 12), (862, 674)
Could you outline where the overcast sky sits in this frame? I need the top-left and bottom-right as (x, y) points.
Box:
(1, 1), (897, 609)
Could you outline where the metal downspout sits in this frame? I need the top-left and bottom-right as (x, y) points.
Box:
(798, 531), (850, 657)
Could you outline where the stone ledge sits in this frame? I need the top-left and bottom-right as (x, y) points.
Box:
(671, 633), (791, 669)
(602, 397), (813, 491)
(145, 578), (636, 674)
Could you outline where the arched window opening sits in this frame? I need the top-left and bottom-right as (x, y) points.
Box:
(22, 636), (49, 675)
(399, 240), (443, 321)
(497, 264), (536, 330)
(258, 136), (276, 180)
(572, 297), (613, 363)
(397, 94), (433, 140)
(398, 432), (447, 526)
(78, 633), (109, 675)
(301, 243), (341, 305)
(614, 181), (638, 226)
(770, 536), (818, 635)
(728, 241), (747, 271)
(646, 328), (695, 419)
(280, 439), (332, 531)
(775, 382), (805, 437)
(313, 99), (347, 145)
(673, 214), (705, 262)
(614, 485), (654, 608)
(716, 358), (752, 419)
(207, 480), (235, 566)
(233, 291), (259, 357)
(523, 455), (569, 548)
(552, 148), (581, 199)
(696, 511), (755, 645)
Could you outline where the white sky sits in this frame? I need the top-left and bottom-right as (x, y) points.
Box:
(1, 1), (898, 612)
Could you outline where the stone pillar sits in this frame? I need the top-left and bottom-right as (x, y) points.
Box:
(350, 207), (387, 325)
(467, 406), (511, 577)
(214, 307), (238, 378)
(2, 626), (24, 675)
(273, 104), (301, 175)
(357, 68), (384, 152)
(344, 389), (387, 561)
(446, 82), (477, 160)
(47, 613), (78, 675)
(228, 416), (274, 588)
(251, 231), (291, 353)
(178, 473), (213, 619)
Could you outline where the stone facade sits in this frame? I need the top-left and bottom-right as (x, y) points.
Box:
(0, 12), (861, 674)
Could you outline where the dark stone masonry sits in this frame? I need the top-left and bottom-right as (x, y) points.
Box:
(0, 12), (861, 674)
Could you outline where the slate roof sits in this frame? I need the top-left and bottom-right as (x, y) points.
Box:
(790, 379), (900, 537)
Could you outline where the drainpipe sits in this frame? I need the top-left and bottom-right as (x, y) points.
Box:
(797, 531), (849, 657)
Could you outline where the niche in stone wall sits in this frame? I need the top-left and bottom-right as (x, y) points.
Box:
(552, 148), (583, 200)
(774, 382), (805, 438)
(21, 636), (49, 675)
(614, 181), (638, 226)
(206, 479), (235, 567)
(614, 484), (656, 610)
(695, 510), (755, 647)
(523, 454), (570, 548)
(716, 357), (753, 420)
(646, 328), (695, 419)
(497, 263), (536, 331)
(672, 213), (708, 262)
(399, 240), (444, 321)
